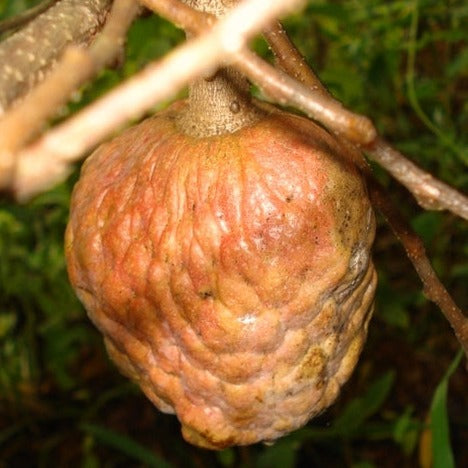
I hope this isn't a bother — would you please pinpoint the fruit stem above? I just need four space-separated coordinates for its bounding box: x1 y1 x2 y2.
177 0 262 137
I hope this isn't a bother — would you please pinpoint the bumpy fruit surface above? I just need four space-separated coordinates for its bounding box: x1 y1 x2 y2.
66 101 377 449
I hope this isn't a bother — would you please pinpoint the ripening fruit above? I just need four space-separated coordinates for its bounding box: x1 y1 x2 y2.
65 100 376 449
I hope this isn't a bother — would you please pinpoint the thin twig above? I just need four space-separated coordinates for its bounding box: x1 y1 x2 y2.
262 21 369 162
368 138 468 220
0 0 59 36
11 0 306 200
263 21 328 95
141 0 213 31
0 0 139 191
368 179 468 358
235 51 376 143
261 16 468 221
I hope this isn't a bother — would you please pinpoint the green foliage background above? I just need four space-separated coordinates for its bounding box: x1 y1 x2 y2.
0 0 467 467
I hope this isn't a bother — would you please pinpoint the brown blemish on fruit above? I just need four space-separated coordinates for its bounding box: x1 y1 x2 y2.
198 289 214 299
297 347 325 381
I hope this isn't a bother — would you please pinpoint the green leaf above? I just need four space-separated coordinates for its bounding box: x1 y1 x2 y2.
411 212 443 245
80 452 100 468
216 448 236 467
80 423 173 468
447 47 468 78
256 438 300 468
429 350 463 468
331 371 396 436
393 407 420 455
352 462 376 468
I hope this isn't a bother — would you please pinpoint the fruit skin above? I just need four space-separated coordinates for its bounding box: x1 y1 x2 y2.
65 100 377 449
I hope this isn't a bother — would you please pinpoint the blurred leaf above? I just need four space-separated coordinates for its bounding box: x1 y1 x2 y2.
411 212 443 245
273 371 397 447
393 407 420 455
81 433 101 468
217 448 236 467
81 423 173 468
419 414 432 468
0 423 23 446
125 15 183 73
429 350 462 468
256 438 300 468
447 47 468 78
0 0 32 18
377 302 411 330
42 324 92 389
331 371 395 436
0 312 16 338
352 462 376 468
81 452 100 468
305 2 350 20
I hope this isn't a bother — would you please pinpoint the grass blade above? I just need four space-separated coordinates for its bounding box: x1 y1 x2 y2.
80 422 173 468
429 349 463 468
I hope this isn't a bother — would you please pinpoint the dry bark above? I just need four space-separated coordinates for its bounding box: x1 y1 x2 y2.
0 0 139 190
0 0 111 114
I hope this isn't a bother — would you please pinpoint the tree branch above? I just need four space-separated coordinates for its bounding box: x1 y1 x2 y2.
235 51 377 143
367 138 468 221
0 0 60 36
10 0 305 200
5 0 468 225
368 179 468 359
262 20 328 95
0 0 139 190
260 17 468 221
261 13 468 359
0 0 112 114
